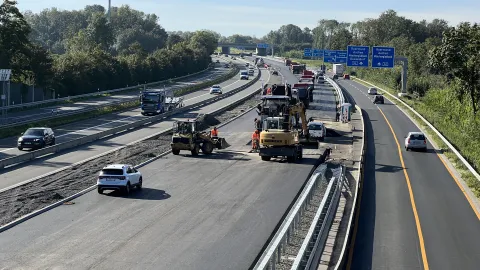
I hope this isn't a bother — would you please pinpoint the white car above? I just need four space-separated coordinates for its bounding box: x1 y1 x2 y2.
367 87 377 95
308 121 327 142
209 85 223 94
97 164 142 195
404 132 427 151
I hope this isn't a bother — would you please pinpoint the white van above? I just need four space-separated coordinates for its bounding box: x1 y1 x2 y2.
248 69 254 75
308 121 326 142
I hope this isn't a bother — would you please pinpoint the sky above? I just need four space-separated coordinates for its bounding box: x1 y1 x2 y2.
17 0 480 37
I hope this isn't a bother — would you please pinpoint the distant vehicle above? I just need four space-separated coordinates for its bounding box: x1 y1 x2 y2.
140 89 183 115
97 164 143 195
271 70 278 75
209 85 223 94
224 63 229 68
307 121 327 142
317 75 325 84
17 127 55 150
240 70 249 80
373 95 384 104
224 54 229 57
245 63 250 67
333 74 338 80
232 57 236 60
343 74 350 80
216 59 220 63
404 132 427 151
367 87 377 95
333 64 344 76
248 69 254 75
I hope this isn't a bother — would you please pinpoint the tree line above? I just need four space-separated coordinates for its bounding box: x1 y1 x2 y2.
0 1 218 99
256 10 480 182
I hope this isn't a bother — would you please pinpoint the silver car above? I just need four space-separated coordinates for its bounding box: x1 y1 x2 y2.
404 132 427 151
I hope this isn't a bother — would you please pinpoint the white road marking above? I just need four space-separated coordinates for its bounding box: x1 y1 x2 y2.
0 62 244 153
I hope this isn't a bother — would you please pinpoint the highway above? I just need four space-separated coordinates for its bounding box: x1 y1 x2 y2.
255 56 337 121
339 79 480 270
0 63 266 191
0 108 324 269
0 60 231 126
0 59 244 160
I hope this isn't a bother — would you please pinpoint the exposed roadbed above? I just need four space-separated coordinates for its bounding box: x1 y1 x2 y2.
0 95 261 226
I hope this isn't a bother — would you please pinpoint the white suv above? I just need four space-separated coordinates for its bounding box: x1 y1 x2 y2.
97 164 143 195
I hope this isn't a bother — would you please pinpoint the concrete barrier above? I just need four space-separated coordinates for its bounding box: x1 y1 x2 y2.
0 69 261 169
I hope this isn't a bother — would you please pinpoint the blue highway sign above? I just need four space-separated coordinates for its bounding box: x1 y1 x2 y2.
313 49 324 57
335 50 347 63
257 43 269 48
304 48 312 57
372 46 395 68
347 46 369 67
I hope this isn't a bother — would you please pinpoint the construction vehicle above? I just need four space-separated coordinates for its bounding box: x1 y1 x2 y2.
170 119 227 156
291 64 306 74
258 102 309 162
285 59 292 66
257 84 294 130
292 83 314 108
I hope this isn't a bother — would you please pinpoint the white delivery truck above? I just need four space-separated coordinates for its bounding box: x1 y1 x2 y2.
332 64 344 76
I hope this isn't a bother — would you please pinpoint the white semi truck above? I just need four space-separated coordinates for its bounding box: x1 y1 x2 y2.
332 64 344 76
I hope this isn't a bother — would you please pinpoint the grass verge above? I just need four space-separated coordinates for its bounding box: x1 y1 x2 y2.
353 77 480 198
0 67 240 140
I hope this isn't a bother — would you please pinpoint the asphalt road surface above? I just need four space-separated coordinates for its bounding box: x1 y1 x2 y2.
0 108 324 269
0 60 231 126
0 59 246 159
0 66 269 191
339 79 480 270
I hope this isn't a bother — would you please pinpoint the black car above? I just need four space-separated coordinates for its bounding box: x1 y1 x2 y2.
373 95 384 104
18 127 55 150
271 70 278 75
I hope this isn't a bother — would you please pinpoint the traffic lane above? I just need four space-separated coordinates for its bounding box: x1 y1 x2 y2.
374 91 480 269
340 82 424 269
2 66 231 124
0 69 246 158
0 69 269 191
0 113 320 270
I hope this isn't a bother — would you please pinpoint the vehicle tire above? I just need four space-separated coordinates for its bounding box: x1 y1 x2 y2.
172 149 180 155
51 138 56 146
137 177 143 189
423 147 428 152
17 147 23 150
201 142 214 155
261 156 271 161
191 144 200 156
124 182 131 195
97 187 103 194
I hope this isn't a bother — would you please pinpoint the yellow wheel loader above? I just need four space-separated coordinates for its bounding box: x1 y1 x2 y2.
170 120 227 156
258 102 309 162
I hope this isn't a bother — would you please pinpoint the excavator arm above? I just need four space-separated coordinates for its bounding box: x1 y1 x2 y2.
287 103 308 136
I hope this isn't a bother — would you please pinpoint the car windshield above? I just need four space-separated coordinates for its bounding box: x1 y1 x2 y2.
100 169 124 175
309 124 323 130
264 118 281 129
142 94 159 103
212 86 220 88
24 129 44 136
409 134 425 140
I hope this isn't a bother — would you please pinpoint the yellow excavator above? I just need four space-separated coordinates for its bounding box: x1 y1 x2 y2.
258 102 309 162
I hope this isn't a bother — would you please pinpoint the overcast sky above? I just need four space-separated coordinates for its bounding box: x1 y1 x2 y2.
17 0 480 37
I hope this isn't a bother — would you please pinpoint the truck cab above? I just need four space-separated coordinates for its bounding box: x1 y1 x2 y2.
140 89 183 115
240 70 249 80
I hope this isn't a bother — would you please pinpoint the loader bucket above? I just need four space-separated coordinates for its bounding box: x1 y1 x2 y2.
215 137 230 149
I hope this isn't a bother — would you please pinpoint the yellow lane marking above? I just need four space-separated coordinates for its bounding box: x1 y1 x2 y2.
377 107 429 270
436 154 480 220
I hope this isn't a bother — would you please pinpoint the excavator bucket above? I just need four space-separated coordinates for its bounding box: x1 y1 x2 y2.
215 137 230 149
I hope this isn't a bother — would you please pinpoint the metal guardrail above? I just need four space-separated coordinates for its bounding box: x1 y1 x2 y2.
1 67 215 111
292 165 345 270
354 77 480 182
0 67 261 169
333 105 365 270
253 150 343 270
0 66 239 128
326 77 345 106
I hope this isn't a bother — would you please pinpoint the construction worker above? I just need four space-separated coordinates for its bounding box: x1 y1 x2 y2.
266 87 272 95
254 118 261 131
252 130 260 151
210 126 218 138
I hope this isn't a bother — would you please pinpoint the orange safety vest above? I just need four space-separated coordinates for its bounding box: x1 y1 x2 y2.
266 88 272 95
211 129 218 136
252 132 259 140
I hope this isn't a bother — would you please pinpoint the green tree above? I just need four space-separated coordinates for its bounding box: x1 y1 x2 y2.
429 22 480 115
189 30 218 55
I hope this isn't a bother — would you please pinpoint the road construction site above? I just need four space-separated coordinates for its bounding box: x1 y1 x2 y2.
0 55 363 270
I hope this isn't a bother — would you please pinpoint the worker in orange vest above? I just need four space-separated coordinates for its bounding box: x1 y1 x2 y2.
252 130 260 151
210 127 218 138
266 87 272 95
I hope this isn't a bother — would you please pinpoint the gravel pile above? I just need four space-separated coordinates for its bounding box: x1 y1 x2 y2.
0 94 261 227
